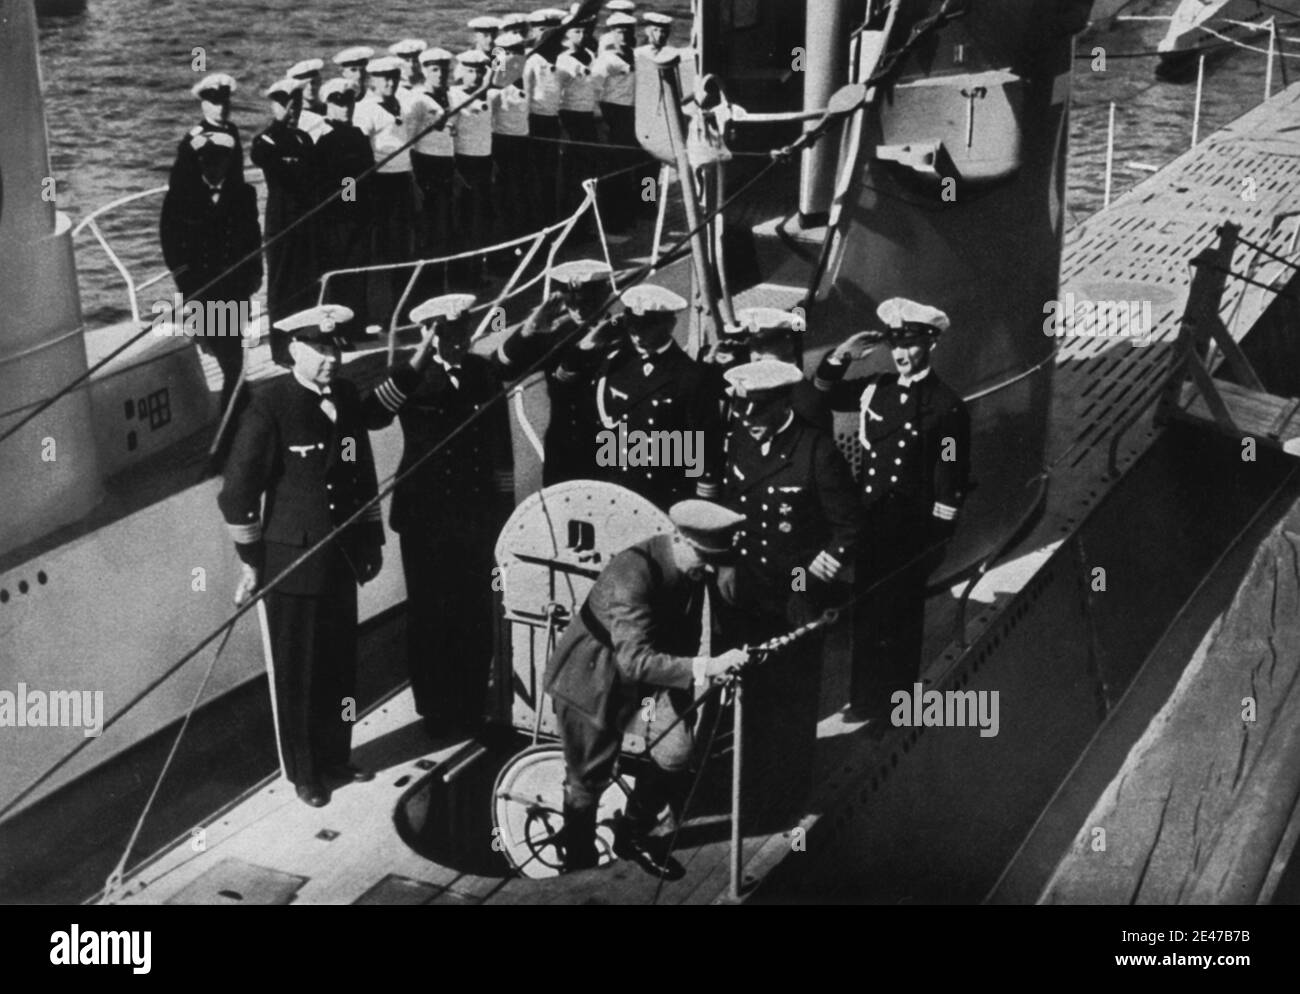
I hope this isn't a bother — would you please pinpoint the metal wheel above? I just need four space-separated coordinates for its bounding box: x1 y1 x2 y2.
491 743 633 879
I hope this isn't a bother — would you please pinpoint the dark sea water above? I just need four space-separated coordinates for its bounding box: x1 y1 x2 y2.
28 0 1288 322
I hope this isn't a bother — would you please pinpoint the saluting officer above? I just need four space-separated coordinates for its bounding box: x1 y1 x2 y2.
160 129 262 422
362 293 521 738
546 499 749 876
813 298 971 723
286 59 328 140
592 12 639 234
171 73 243 186
313 78 376 338
523 8 566 224
253 78 318 364
450 50 495 286
720 359 862 808
490 30 534 243
220 304 400 807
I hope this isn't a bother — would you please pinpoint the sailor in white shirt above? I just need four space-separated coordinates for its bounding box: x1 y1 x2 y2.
389 38 427 90
524 8 566 223
287 58 327 115
352 55 423 323
468 15 503 57
410 48 457 258
637 11 674 59
451 50 495 283
556 13 599 230
490 31 533 241
332 46 375 95
592 12 640 232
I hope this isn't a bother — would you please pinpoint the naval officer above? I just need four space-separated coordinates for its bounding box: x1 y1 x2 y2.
362 293 522 738
546 499 749 876
710 307 830 431
252 78 319 364
171 73 244 186
219 305 396 807
813 298 971 722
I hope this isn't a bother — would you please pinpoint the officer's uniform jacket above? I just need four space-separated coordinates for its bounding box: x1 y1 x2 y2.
363 354 514 536
723 415 862 594
159 174 263 303
218 374 385 595
544 535 715 730
314 120 375 217
814 357 970 522
170 119 245 186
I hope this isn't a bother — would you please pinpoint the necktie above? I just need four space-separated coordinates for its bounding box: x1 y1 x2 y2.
319 386 337 423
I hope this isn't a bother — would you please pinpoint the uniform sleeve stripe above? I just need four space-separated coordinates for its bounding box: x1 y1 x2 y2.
227 521 263 543
812 376 837 392
361 503 384 520
376 380 406 412
553 367 580 384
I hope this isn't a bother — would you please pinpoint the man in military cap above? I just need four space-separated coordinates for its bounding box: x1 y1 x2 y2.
721 359 862 807
468 15 504 58
220 304 414 806
524 9 567 224
638 11 675 58
312 78 376 337
171 73 244 186
160 128 262 423
354 55 428 326
450 50 496 286
388 38 427 90
813 298 971 723
489 31 533 245
253 78 318 365
357 293 521 737
592 12 639 234
546 499 750 876
288 58 327 115
333 46 375 94
409 48 458 264
710 307 829 431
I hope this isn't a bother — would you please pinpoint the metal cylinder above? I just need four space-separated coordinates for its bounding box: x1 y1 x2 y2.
799 0 851 223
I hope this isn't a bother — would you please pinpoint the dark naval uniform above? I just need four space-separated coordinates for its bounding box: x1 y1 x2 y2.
170 119 245 186
559 338 723 508
814 356 971 713
364 350 520 732
313 120 376 336
722 409 863 813
218 373 386 790
251 119 319 359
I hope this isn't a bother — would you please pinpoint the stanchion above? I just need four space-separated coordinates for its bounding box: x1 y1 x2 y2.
729 677 744 901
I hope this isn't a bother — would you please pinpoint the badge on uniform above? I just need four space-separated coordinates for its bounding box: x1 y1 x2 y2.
778 522 793 533
778 503 792 516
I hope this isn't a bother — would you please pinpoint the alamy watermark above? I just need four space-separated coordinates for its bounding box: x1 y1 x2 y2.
890 683 999 737
1043 292 1152 347
151 294 262 348
0 684 103 737
594 425 705 478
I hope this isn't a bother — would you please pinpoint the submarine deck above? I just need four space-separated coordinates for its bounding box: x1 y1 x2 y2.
109 80 1300 906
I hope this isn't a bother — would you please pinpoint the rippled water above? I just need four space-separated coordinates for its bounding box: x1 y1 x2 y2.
29 0 1286 321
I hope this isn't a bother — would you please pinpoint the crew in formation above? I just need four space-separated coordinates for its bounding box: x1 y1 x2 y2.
202 5 973 873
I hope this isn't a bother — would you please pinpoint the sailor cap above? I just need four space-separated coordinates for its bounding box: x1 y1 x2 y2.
191 73 237 100
736 306 803 339
333 46 376 67
606 13 638 27
389 38 428 57
529 9 566 26
621 284 687 316
410 293 478 324
496 31 528 49
605 1 637 11
287 58 325 79
876 296 950 340
500 13 531 30
419 47 455 65
274 304 355 341
551 259 613 286
457 49 492 66
564 5 596 27
642 11 673 25
723 359 804 397
669 500 745 557
188 130 237 152
319 77 358 103
366 55 406 76
263 77 305 100
468 15 504 31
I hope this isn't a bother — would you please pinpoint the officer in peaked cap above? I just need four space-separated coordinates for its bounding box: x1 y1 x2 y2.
711 306 829 430
545 497 750 875
362 293 528 737
312 78 376 337
389 38 428 88
333 46 376 92
219 302 430 806
720 358 862 812
253 78 319 363
287 58 327 115
171 73 244 185
814 297 971 724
